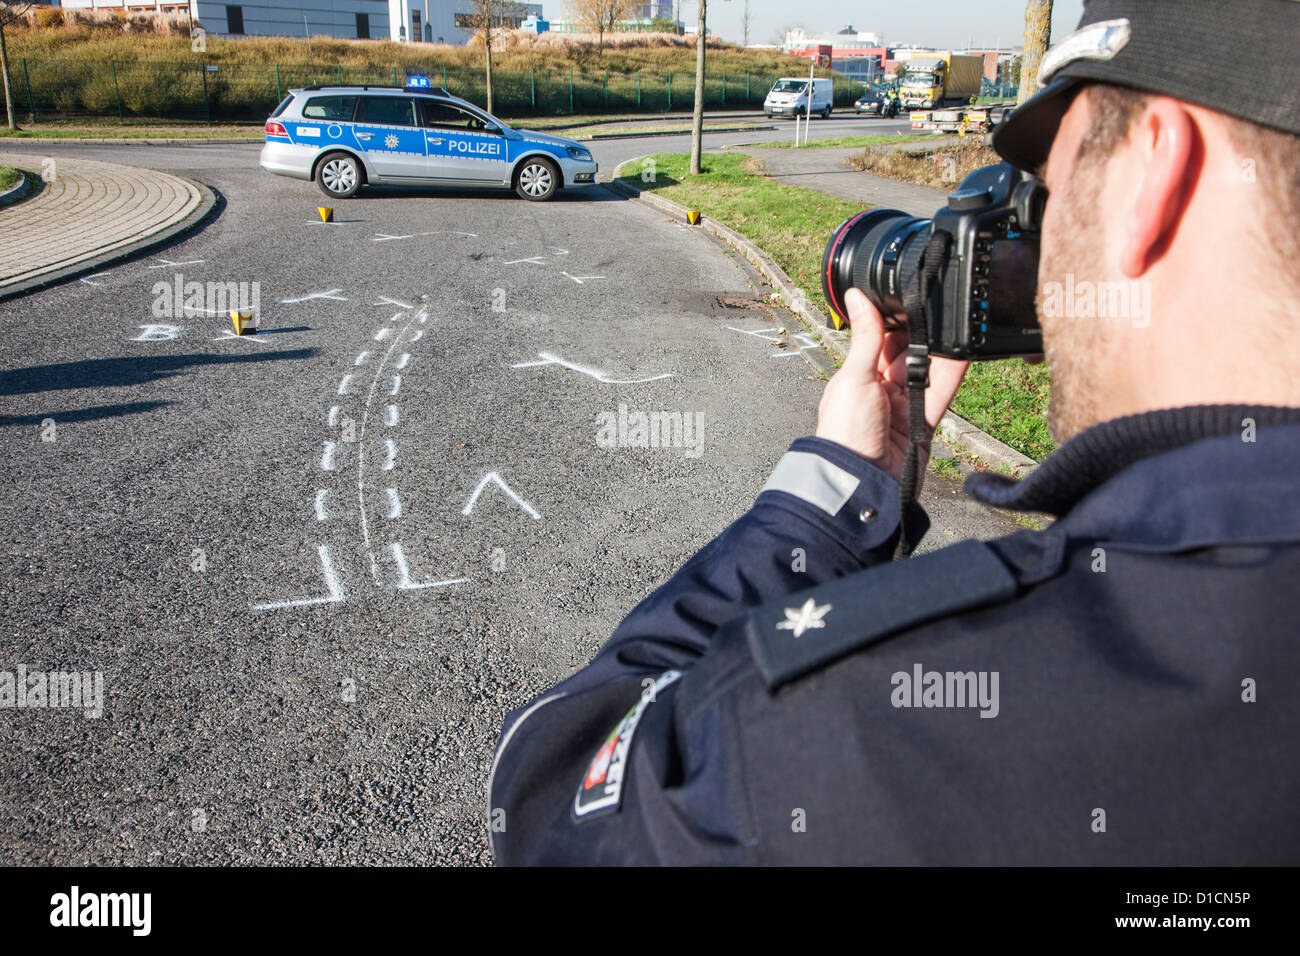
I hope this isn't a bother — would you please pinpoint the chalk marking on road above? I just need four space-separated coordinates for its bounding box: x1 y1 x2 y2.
356 310 422 584
373 233 414 242
388 375 402 395
374 328 394 341
461 472 542 520
281 289 347 304
416 309 428 324
559 272 606 285
384 405 399 426
420 231 478 238
387 311 407 323
504 256 547 266
327 406 340 427
79 273 111 287
725 325 784 343
551 248 569 256
393 353 411 369
511 351 672 385
354 351 371 365
385 487 402 519
321 441 338 471
251 545 345 611
338 374 356 395
768 333 820 358
387 542 468 591
149 258 205 269
405 329 423 343
375 297 413 309
213 329 268 344
314 489 331 522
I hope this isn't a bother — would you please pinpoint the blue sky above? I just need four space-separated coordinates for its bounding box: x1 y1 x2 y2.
681 0 1087 50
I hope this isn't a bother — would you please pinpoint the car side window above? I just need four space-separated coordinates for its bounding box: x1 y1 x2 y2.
301 96 357 121
422 100 493 132
358 96 418 127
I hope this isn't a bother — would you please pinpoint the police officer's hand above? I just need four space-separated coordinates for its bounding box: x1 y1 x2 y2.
815 287 969 484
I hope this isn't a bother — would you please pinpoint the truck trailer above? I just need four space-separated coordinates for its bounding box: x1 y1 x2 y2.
898 53 984 109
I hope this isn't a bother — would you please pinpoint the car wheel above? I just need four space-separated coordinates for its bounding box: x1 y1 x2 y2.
822 106 832 119
316 152 362 199
515 157 559 201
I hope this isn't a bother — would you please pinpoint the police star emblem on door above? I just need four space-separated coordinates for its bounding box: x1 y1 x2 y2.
384 133 399 149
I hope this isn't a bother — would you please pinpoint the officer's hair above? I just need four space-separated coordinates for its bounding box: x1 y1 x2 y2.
1079 83 1300 281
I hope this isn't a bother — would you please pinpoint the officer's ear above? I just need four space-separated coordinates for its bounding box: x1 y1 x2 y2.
1119 97 1198 279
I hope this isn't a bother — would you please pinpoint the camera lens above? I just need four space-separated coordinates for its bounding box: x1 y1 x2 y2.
821 210 931 330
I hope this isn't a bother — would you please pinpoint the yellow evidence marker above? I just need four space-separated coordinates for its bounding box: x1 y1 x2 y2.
230 310 259 336
318 206 334 223
686 210 702 226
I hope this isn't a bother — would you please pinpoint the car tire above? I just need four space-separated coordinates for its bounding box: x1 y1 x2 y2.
822 106 832 119
315 152 362 199
515 157 559 201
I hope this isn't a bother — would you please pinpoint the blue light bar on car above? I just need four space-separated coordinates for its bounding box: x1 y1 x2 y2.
405 75 432 90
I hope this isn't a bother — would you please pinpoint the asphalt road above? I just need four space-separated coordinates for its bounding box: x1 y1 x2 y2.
0 116 1023 864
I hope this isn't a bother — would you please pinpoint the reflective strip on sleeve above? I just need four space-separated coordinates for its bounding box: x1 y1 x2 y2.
760 450 860 517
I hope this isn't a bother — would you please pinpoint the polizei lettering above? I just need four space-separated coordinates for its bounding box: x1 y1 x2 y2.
450 139 501 156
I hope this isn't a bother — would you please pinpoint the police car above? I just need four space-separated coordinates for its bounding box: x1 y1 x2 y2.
259 77 599 202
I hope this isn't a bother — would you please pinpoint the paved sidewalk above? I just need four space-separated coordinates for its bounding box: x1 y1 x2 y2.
729 144 951 217
0 152 210 297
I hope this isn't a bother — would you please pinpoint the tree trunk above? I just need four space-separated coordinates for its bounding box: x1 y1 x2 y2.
485 27 494 114
1017 0 1052 106
689 0 706 175
0 23 16 133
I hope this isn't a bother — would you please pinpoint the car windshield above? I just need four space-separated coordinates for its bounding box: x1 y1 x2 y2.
772 80 807 94
902 73 938 88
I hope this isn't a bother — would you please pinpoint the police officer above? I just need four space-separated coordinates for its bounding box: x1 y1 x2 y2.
489 0 1300 864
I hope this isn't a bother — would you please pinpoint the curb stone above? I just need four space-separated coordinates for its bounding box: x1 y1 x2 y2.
609 155 1039 479
0 170 35 207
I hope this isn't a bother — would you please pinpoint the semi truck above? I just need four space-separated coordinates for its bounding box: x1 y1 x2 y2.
898 53 984 109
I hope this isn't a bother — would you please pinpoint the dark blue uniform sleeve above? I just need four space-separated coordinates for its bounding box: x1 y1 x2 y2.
488 436 912 863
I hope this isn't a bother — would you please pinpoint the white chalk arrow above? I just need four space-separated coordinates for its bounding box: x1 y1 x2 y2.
461 472 542 520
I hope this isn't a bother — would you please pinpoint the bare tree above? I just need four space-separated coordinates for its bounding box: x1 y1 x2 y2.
770 21 803 49
742 0 750 47
1017 0 1052 105
0 3 33 132
688 0 729 175
462 0 525 115
567 0 637 53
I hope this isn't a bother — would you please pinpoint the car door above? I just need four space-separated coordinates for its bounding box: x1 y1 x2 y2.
420 100 510 185
352 95 428 182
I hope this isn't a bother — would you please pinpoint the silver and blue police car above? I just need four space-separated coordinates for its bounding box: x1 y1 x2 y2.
259 76 599 202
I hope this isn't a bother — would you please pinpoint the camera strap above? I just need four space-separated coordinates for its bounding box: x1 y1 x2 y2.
895 230 953 559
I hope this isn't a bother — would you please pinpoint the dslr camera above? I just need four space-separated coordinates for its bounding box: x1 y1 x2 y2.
821 163 1048 360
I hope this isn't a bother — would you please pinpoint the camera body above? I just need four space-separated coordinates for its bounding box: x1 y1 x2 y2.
821 163 1048 360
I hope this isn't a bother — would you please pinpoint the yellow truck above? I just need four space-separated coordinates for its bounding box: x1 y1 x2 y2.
898 53 984 109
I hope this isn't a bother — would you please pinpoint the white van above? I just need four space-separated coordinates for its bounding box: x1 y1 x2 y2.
764 77 833 119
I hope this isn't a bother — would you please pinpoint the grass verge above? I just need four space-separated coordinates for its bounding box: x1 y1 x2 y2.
848 140 1001 187
0 167 20 190
617 151 862 318
620 150 1055 461
0 124 261 139
755 133 936 150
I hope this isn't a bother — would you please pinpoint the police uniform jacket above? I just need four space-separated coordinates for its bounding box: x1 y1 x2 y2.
489 405 1300 864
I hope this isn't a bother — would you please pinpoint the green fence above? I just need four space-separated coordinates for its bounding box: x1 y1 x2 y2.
9 58 860 122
